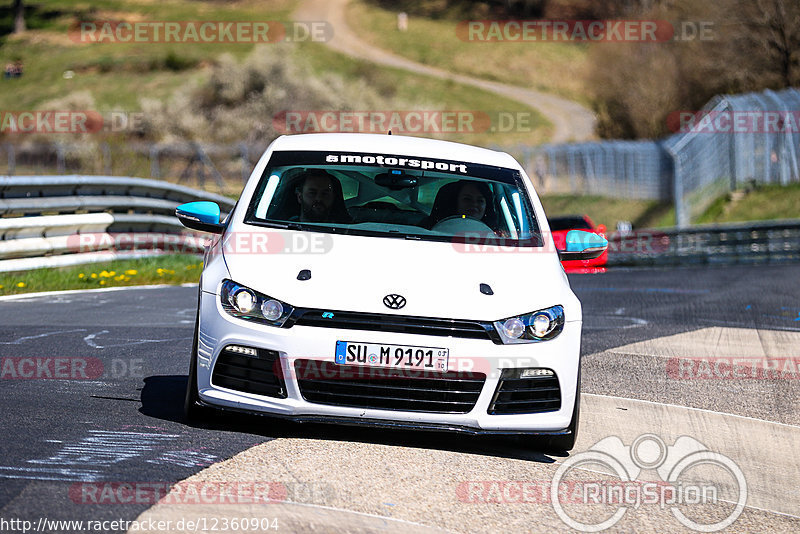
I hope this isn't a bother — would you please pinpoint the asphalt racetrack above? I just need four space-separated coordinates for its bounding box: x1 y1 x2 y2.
1 264 799 533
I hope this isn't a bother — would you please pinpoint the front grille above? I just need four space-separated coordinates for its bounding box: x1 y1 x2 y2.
289 310 497 341
489 372 561 415
294 360 485 413
212 346 286 398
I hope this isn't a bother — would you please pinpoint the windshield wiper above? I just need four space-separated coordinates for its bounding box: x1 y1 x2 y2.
248 221 307 231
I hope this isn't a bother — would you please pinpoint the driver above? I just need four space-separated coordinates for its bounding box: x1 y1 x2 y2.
294 169 352 223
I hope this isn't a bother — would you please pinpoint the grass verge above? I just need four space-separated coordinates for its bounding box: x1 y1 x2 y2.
0 254 202 296
299 41 552 146
542 181 800 230
540 195 674 230
347 0 591 104
1 0 552 147
695 182 800 224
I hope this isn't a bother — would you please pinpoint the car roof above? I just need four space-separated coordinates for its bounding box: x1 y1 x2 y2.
269 133 520 169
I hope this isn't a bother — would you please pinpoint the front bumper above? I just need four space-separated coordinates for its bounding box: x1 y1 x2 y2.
196 290 582 433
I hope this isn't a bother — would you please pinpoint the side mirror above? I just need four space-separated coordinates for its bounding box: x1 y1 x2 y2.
596 224 607 235
557 230 608 260
176 201 225 234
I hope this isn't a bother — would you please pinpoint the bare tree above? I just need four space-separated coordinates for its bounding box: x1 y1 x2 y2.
13 0 26 33
743 0 800 86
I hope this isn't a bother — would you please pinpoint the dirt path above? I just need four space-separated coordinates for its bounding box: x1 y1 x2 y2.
293 0 596 143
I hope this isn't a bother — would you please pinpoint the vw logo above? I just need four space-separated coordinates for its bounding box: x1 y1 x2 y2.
383 294 406 309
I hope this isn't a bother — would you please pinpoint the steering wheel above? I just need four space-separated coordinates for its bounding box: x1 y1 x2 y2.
431 215 495 234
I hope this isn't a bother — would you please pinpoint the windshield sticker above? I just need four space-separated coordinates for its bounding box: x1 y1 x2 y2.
325 153 468 173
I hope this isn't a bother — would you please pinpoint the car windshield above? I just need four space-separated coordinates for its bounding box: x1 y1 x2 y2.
245 150 542 246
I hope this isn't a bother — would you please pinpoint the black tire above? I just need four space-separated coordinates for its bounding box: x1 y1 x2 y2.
184 308 214 421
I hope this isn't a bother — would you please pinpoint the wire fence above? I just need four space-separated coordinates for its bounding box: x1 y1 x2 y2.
507 140 673 200
518 87 800 227
665 88 800 226
1 88 799 226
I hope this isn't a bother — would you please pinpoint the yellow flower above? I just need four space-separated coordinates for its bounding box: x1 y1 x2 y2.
99 280 106 285
99 270 116 278
90 273 97 279
0 285 4 290
16 282 26 288
78 273 85 279
114 275 124 281
125 269 137 275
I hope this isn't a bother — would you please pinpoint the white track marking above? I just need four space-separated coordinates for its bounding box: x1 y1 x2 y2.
0 328 86 345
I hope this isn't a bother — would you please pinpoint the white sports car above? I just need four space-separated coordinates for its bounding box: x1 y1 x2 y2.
176 133 606 451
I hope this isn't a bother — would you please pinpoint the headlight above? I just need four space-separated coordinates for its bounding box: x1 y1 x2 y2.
220 279 293 327
493 305 564 344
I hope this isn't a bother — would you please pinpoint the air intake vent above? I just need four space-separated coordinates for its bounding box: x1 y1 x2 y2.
489 370 561 415
212 346 286 398
294 360 485 413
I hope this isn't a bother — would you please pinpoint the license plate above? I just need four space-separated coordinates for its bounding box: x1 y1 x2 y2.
335 341 449 372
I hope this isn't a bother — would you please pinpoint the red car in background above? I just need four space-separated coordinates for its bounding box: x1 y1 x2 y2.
548 215 608 273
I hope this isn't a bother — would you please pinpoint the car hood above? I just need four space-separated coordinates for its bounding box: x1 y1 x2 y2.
222 228 579 322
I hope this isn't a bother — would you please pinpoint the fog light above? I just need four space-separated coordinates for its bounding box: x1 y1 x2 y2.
502 318 525 339
232 289 256 314
261 299 284 321
521 368 554 378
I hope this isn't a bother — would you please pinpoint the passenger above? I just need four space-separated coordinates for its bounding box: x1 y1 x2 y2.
427 179 497 229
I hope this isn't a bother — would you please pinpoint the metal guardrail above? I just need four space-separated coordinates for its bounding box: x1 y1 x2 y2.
0 175 234 272
607 219 800 266
0 175 235 207
1 175 797 272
